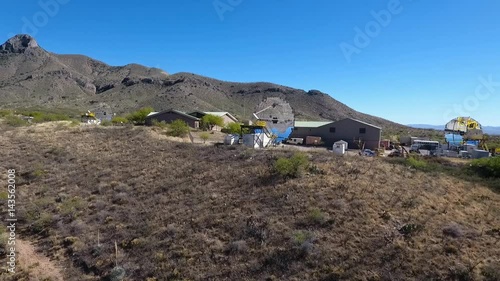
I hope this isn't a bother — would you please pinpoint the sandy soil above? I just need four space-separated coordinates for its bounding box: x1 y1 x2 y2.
16 239 64 281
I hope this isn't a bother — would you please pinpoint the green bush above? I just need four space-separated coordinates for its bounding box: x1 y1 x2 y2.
4 115 29 127
151 119 168 129
101 120 112 126
274 152 309 178
223 122 241 134
292 231 314 246
201 114 224 130
111 116 129 125
18 111 71 123
0 109 13 117
308 208 326 224
406 156 428 170
469 157 500 178
168 119 190 137
200 132 210 143
126 107 154 125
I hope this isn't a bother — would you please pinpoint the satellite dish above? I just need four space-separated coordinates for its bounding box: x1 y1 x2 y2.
445 117 483 140
253 97 295 142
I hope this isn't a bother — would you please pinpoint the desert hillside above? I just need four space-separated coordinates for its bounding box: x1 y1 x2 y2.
0 34 408 131
0 121 499 280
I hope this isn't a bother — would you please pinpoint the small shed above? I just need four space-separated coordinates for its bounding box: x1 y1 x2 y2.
333 140 348 155
224 134 240 145
243 133 271 149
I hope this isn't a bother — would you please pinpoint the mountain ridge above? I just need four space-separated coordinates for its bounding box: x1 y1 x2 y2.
0 34 407 130
408 124 500 135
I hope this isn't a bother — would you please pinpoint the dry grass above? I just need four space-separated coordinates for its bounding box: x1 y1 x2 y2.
0 122 499 280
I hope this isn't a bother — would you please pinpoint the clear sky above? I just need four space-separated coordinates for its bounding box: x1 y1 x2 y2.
1 0 499 126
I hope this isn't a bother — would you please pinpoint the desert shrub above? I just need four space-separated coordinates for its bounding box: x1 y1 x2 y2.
168 120 190 137
274 152 309 178
0 191 8 200
31 212 53 234
101 120 112 126
308 208 326 224
200 132 210 143
442 224 464 238
151 119 168 129
222 122 241 134
308 164 325 175
398 223 423 237
406 156 428 170
448 264 474 281
482 262 500 281
468 156 500 178
201 114 224 130
126 107 154 124
69 119 81 127
18 111 71 123
226 240 248 254
0 109 13 117
108 266 126 281
292 231 315 246
4 115 29 127
111 116 129 125
60 196 85 217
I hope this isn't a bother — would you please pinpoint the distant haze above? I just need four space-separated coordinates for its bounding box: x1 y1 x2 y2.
408 124 500 135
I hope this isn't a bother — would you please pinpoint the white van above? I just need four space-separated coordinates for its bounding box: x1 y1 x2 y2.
286 138 304 145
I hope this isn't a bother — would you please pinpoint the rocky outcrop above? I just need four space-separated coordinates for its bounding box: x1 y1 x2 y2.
0 34 39 54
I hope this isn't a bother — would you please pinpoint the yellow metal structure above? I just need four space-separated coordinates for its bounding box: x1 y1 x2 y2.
81 110 99 124
254 120 267 127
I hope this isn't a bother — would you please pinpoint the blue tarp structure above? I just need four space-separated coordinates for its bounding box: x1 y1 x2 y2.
270 127 293 144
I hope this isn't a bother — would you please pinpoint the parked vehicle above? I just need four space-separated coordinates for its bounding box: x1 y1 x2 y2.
286 138 304 145
305 136 322 145
361 149 375 156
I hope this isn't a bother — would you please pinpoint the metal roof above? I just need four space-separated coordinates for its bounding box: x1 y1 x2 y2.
203 112 229 116
146 110 200 120
337 118 382 130
294 121 333 128
190 111 238 122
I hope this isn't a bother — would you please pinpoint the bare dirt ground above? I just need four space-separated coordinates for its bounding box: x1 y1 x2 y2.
15 239 64 281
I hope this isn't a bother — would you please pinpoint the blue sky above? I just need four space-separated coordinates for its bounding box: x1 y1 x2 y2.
1 0 499 126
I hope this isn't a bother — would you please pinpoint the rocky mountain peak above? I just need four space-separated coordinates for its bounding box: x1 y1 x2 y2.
0 34 39 54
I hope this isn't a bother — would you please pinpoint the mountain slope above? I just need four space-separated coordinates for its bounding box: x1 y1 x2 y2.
0 34 405 129
409 124 500 136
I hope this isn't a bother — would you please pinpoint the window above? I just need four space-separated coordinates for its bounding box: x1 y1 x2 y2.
329 127 336 133
359 128 366 134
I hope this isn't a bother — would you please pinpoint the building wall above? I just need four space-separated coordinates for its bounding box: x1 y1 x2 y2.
94 110 112 121
145 112 199 128
188 113 236 131
212 115 237 131
290 119 381 150
221 115 236 124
